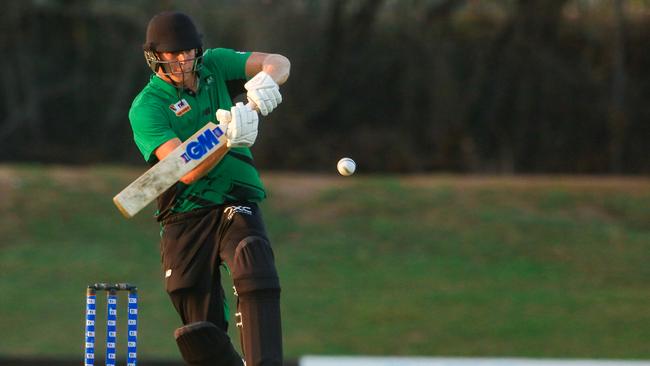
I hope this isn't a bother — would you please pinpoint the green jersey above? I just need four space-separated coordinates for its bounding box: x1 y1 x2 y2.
129 48 265 220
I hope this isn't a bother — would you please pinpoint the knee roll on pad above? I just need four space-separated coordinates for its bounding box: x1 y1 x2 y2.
232 236 280 294
174 321 243 366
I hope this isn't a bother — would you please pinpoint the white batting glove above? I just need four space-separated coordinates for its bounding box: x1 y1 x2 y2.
215 102 259 148
244 71 282 116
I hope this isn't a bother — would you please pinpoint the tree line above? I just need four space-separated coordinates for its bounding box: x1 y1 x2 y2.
1 0 648 173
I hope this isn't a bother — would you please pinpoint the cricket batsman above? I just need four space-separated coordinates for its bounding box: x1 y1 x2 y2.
128 11 289 366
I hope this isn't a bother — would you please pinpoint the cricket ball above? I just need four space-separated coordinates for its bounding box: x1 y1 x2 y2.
337 157 356 176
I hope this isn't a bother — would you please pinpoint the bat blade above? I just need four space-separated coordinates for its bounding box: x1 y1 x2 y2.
113 122 227 218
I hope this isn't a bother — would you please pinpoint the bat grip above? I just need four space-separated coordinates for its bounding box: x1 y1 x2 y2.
216 101 258 124
244 101 257 112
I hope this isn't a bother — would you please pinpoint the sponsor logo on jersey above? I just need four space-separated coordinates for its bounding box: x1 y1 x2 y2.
180 127 225 163
169 98 191 117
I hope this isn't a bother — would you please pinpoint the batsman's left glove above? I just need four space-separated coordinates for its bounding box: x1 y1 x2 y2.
244 71 282 116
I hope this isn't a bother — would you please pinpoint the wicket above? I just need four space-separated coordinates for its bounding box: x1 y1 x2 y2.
84 283 138 366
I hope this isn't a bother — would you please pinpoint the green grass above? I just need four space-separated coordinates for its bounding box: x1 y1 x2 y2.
0 165 649 360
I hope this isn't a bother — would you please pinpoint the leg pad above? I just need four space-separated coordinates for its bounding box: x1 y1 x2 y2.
175 321 243 366
232 236 280 294
238 290 283 366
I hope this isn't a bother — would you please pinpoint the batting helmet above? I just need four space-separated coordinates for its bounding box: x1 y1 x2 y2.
143 11 203 73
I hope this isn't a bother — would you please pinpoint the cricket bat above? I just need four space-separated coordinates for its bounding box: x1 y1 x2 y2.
113 102 255 218
113 122 228 218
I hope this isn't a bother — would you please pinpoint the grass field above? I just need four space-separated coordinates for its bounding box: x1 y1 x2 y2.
0 164 649 361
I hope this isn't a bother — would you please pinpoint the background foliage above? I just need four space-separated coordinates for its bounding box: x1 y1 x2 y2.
2 0 649 173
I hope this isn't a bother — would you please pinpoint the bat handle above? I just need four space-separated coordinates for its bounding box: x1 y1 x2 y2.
216 101 258 124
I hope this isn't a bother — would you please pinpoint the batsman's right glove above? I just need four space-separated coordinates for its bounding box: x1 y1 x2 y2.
215 102 259 148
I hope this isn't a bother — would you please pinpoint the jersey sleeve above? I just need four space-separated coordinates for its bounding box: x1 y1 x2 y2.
129 100 177 163
202 48 251 81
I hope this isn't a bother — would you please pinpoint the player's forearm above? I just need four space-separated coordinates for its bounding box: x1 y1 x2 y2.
247 52 290 85
262 54 290 85
179 145 227 184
